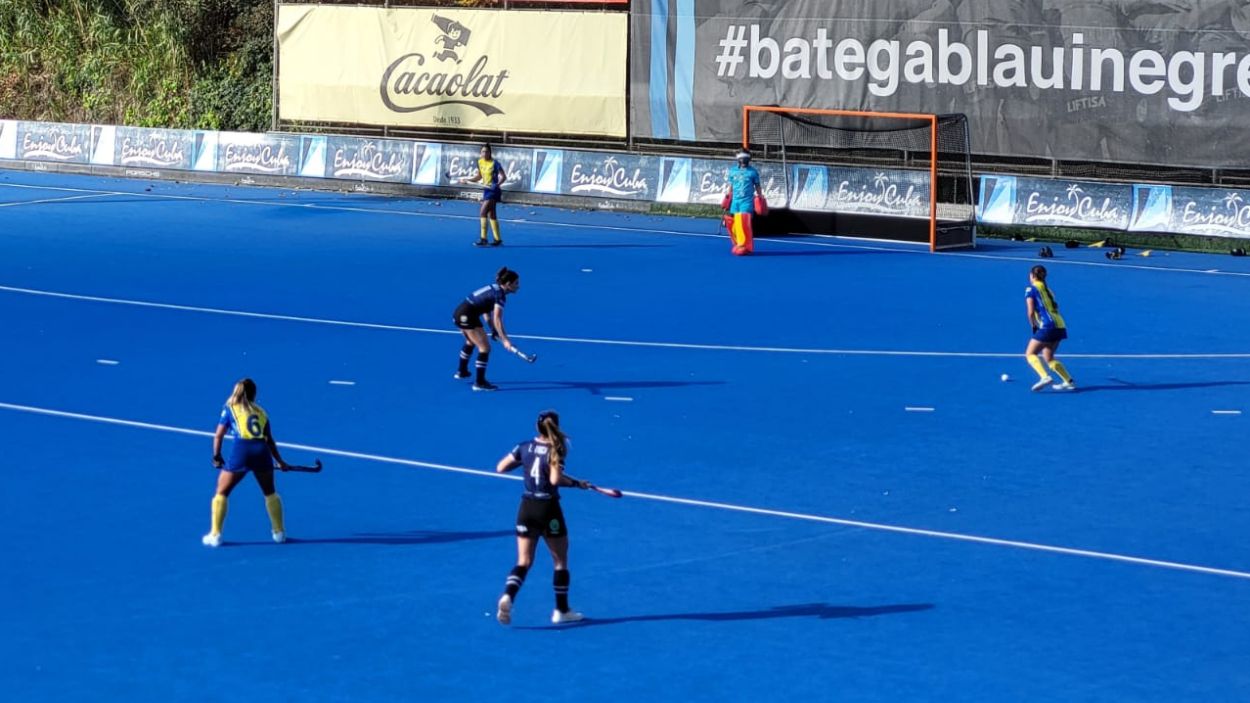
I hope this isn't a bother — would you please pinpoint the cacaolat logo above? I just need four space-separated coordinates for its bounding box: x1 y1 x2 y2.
380 14 507 117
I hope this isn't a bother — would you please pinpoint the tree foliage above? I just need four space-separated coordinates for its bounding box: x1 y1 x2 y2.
0 0 273 130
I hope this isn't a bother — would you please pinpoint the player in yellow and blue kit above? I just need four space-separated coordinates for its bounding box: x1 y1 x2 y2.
1024 265 1076 392
454 144 507 247
203 378 290 547
725 150 763 256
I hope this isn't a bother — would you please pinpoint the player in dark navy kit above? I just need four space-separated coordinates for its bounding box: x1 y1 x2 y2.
494 410 588 625
453 267 520 391
203 378 289 547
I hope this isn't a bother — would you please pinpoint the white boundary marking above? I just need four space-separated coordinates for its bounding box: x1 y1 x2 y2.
0 400 1246 581
904 406 935 412
604 396 634 402
3 283 1249 360
3 180 1250 278
95 359 120 366
328 380 356 386
0 193 119 208
1211 410 1242 415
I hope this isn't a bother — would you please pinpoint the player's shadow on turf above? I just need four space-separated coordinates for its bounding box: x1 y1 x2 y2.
226 529 513 547
519 602 934 629
1079 379 1250 392
499 380 724 394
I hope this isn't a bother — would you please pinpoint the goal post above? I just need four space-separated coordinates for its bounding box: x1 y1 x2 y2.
742 106 976 252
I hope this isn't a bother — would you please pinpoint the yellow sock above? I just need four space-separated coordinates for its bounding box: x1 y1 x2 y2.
479 218 488 241
1048 360 1073 383
1026 354 1049 380
489 218 501 242
210 494 228 535
265 493 285 534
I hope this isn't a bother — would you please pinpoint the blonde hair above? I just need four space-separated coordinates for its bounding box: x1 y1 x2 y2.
226 378 257 412
537 411 567 473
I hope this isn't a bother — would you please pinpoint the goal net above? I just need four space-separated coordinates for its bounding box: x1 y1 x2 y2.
743 107 976 251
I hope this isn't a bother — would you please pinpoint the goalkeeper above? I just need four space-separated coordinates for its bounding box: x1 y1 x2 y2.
723 150 764 256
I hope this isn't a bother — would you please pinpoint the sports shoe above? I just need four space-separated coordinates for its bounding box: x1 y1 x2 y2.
490 239 503 247
474 239 489 247
272 531 287 544
472 381 499 392
453 370 471 380
496 595 513 625
201 532 222 548
1052 381 1077 391
551 609 585 624
1031 376 1054 392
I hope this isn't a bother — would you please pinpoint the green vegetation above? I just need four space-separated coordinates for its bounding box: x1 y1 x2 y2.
0 0 273 130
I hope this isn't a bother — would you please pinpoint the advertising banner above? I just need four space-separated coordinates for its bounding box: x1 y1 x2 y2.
0 120 16 159
13 121 95 164
1130 184 1250 238
277 4 627 137
439 144 534 191
215 132 302 176
324 136 415 182
109 127 198 170
979 175 1131 229
631 0 1250 168
657 156 787 208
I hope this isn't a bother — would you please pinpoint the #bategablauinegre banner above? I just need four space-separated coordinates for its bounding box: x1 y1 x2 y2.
278 4 627 137
632 0 1250 168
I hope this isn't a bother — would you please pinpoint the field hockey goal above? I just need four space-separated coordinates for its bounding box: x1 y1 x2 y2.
743 106 976 251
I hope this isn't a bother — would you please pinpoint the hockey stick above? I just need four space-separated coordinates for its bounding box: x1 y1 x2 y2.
585 482 622 498
283 460 323 473
509 346 537 363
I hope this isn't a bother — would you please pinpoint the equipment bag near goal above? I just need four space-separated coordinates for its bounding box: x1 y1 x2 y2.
743 107 976 251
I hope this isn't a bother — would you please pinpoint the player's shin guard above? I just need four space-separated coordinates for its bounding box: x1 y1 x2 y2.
554 569 571 612
489 217 502 242
730 213 754 255
475 351 491 384
210 494 228 535
458 343 474 375
1026 354 1049 379
1048 360 1073 383
504 565 529 598
264 493 285 534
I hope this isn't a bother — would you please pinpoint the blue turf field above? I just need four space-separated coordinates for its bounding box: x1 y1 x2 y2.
2 169 1249 701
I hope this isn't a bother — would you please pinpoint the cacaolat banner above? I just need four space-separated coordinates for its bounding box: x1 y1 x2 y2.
277 4 627 137
633 0 1250 168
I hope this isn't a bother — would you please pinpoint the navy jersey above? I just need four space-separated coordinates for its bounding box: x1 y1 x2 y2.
510 440 562 500
463 283 507 318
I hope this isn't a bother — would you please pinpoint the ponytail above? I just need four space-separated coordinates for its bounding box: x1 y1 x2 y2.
496 267 519 286
537 411 567 473
226 378 257 412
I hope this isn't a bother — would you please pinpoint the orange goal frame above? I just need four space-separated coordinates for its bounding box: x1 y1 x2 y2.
742 106 959 253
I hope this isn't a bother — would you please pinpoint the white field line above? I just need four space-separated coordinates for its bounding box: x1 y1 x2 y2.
1 400 1248 582
2 284 1249 360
